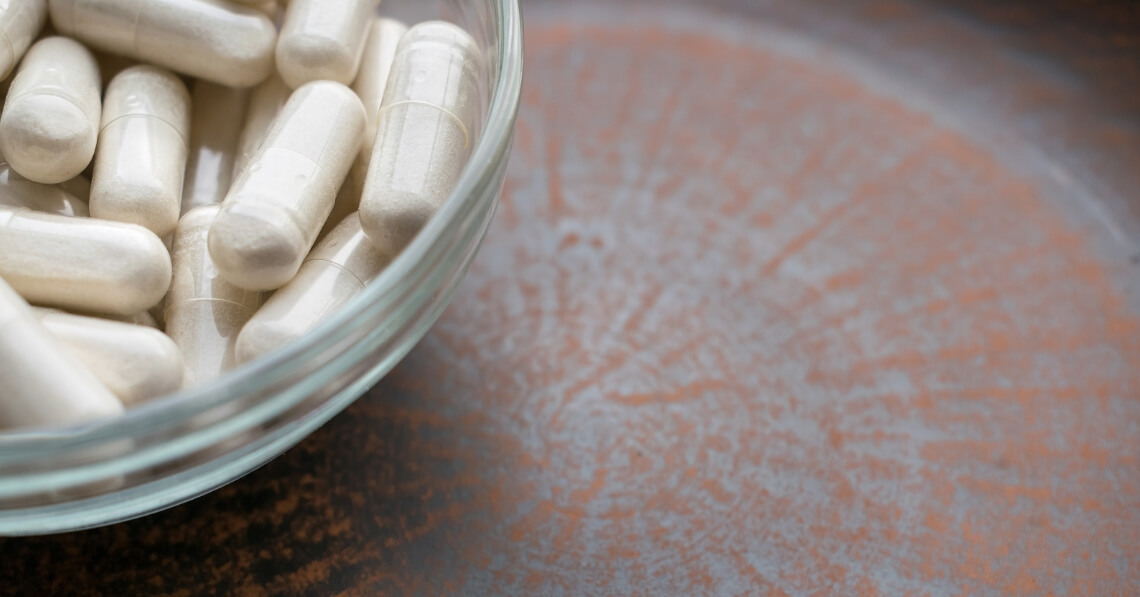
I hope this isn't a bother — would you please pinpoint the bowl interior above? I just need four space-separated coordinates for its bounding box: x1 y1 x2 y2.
0 0 523 534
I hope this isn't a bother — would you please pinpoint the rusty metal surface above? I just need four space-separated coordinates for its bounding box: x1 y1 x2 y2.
3 0 1140 594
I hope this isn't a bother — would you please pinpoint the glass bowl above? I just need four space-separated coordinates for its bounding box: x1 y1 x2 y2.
0 0 523 536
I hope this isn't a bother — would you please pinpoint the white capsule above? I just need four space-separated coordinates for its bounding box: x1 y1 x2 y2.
0 37 101 185
238 212 388 362
323 17 407 238
356 18 409 148
0 277 123 431
360 22 483 259
233 73 291 181
181 80 250 216
0 0 46 80
168 206 264 384
209 81 365 291
31 308 184 407
276 0 379 88
0 207 172 315
90 66 191 238
49 0 277 88
0 159 88 216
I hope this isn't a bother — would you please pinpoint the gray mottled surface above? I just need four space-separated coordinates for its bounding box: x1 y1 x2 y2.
1 0 1139 594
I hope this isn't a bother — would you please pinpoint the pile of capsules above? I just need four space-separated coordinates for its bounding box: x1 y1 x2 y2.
0 0 483 431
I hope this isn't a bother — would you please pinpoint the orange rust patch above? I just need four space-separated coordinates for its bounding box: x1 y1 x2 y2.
426 12 1140 595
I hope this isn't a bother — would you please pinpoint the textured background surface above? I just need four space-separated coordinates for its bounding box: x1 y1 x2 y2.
3 0 1140 595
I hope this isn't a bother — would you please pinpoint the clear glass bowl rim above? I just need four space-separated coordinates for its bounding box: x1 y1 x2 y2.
0 0 524 453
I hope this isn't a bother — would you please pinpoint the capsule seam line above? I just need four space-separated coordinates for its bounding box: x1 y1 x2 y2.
164 297 256 322
299 258 368 288
7 88 101 123
375 100 470 149
99 114 190 148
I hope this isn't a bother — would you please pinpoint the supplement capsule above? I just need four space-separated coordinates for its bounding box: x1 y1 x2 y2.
0 37 101 184
91 66 191 238
32 308 185 407
0 207 172 315
356 19 409 150
238 213 389 362
181 81 250 215
0 0 46 80
0 276 123 431
323 17 407 237
233 73 291 180
360 22 483 259
49 0 277 88
168 206 264 383
0 159 89 216
209 81 366 291
276 0 379 88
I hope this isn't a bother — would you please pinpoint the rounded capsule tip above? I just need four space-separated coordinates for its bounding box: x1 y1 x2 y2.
208 201 310 291
114 227 174 315
359 190 440 260
0 96 97 184
236 317 297 364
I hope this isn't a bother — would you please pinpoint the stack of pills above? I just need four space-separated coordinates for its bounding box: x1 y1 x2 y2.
0 0 484 431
